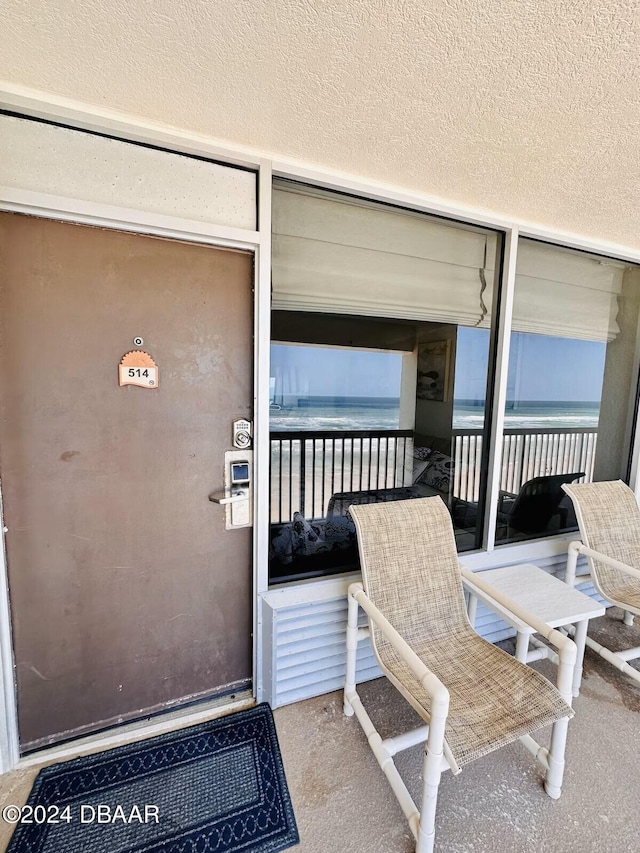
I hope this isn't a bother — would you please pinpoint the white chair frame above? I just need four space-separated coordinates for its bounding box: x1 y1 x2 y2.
566 540 640 684
344 567 576 853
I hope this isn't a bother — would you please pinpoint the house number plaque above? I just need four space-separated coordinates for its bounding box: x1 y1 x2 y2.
119 351 159 388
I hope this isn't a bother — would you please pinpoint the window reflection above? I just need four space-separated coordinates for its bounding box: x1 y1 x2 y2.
495 239 638 544
269 180 501 583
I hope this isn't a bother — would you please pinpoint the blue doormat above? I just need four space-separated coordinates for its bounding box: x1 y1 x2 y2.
7 703 299 853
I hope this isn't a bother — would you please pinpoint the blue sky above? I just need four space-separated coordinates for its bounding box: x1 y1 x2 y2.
270 344 403 398
271 330 607 403
455 328 607 403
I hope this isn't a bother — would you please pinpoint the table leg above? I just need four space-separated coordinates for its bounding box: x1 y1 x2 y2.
572 619 588 697
515 630 529 663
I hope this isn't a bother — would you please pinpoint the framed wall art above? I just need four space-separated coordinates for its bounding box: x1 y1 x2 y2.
416 340 451 402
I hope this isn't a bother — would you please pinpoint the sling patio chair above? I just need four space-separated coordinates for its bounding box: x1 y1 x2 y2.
563 479 640 685
343 496 576 853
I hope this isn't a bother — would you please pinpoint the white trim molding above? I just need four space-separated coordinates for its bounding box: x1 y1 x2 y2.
253 160 273 704
0 82 264 172
483 229 518 550
0 488 20 772
0 186 260 251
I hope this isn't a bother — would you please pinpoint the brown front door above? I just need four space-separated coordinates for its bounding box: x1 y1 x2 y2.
0 213 254 750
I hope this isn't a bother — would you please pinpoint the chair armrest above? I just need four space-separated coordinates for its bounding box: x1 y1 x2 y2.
348 583 450 711
460 568 577 667
569 541 640 583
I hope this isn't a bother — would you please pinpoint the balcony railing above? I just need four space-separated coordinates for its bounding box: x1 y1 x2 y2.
270 430 413 523
453 427 598 502
270 426 598 524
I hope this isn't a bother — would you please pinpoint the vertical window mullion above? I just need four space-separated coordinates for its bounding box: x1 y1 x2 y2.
482 228 519 552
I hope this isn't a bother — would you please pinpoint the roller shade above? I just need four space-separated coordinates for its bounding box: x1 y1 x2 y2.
272 186 623 342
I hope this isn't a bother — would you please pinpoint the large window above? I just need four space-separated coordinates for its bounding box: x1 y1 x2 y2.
269 181 502 582
493 239 639 544
268 184 640 584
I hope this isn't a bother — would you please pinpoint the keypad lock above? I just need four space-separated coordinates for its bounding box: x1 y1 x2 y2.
209 450 253 529
233 419 252 449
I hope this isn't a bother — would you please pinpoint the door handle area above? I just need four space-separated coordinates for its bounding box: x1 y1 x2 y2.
209 490 247 505
211 449 253 529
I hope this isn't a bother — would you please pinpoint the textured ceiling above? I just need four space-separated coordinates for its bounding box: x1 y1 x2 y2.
1 0 640 247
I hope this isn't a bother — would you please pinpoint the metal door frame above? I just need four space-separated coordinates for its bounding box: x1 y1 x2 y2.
0 115 271 772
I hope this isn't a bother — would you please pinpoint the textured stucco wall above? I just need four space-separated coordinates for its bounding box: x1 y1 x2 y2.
1 0 639 247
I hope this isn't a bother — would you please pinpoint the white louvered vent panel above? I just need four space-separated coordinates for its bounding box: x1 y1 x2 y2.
272 597 382 708
264 548 608 708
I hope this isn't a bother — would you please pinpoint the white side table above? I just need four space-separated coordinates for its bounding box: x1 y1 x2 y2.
464 563 605 697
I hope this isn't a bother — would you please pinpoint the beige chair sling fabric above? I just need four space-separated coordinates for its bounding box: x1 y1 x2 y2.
350 496 572 768
563 480 640 611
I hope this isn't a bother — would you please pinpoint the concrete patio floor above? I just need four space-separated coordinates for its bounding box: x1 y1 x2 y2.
0 610 638 852
274 612 640 853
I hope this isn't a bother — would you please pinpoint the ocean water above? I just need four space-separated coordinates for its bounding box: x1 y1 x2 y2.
456 401 600 430
269 396 600 431
269 397 401 431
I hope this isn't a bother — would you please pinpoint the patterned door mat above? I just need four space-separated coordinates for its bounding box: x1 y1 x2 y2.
7 703 299 853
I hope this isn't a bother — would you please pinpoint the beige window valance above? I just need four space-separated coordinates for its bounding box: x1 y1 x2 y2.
272 186 623 342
